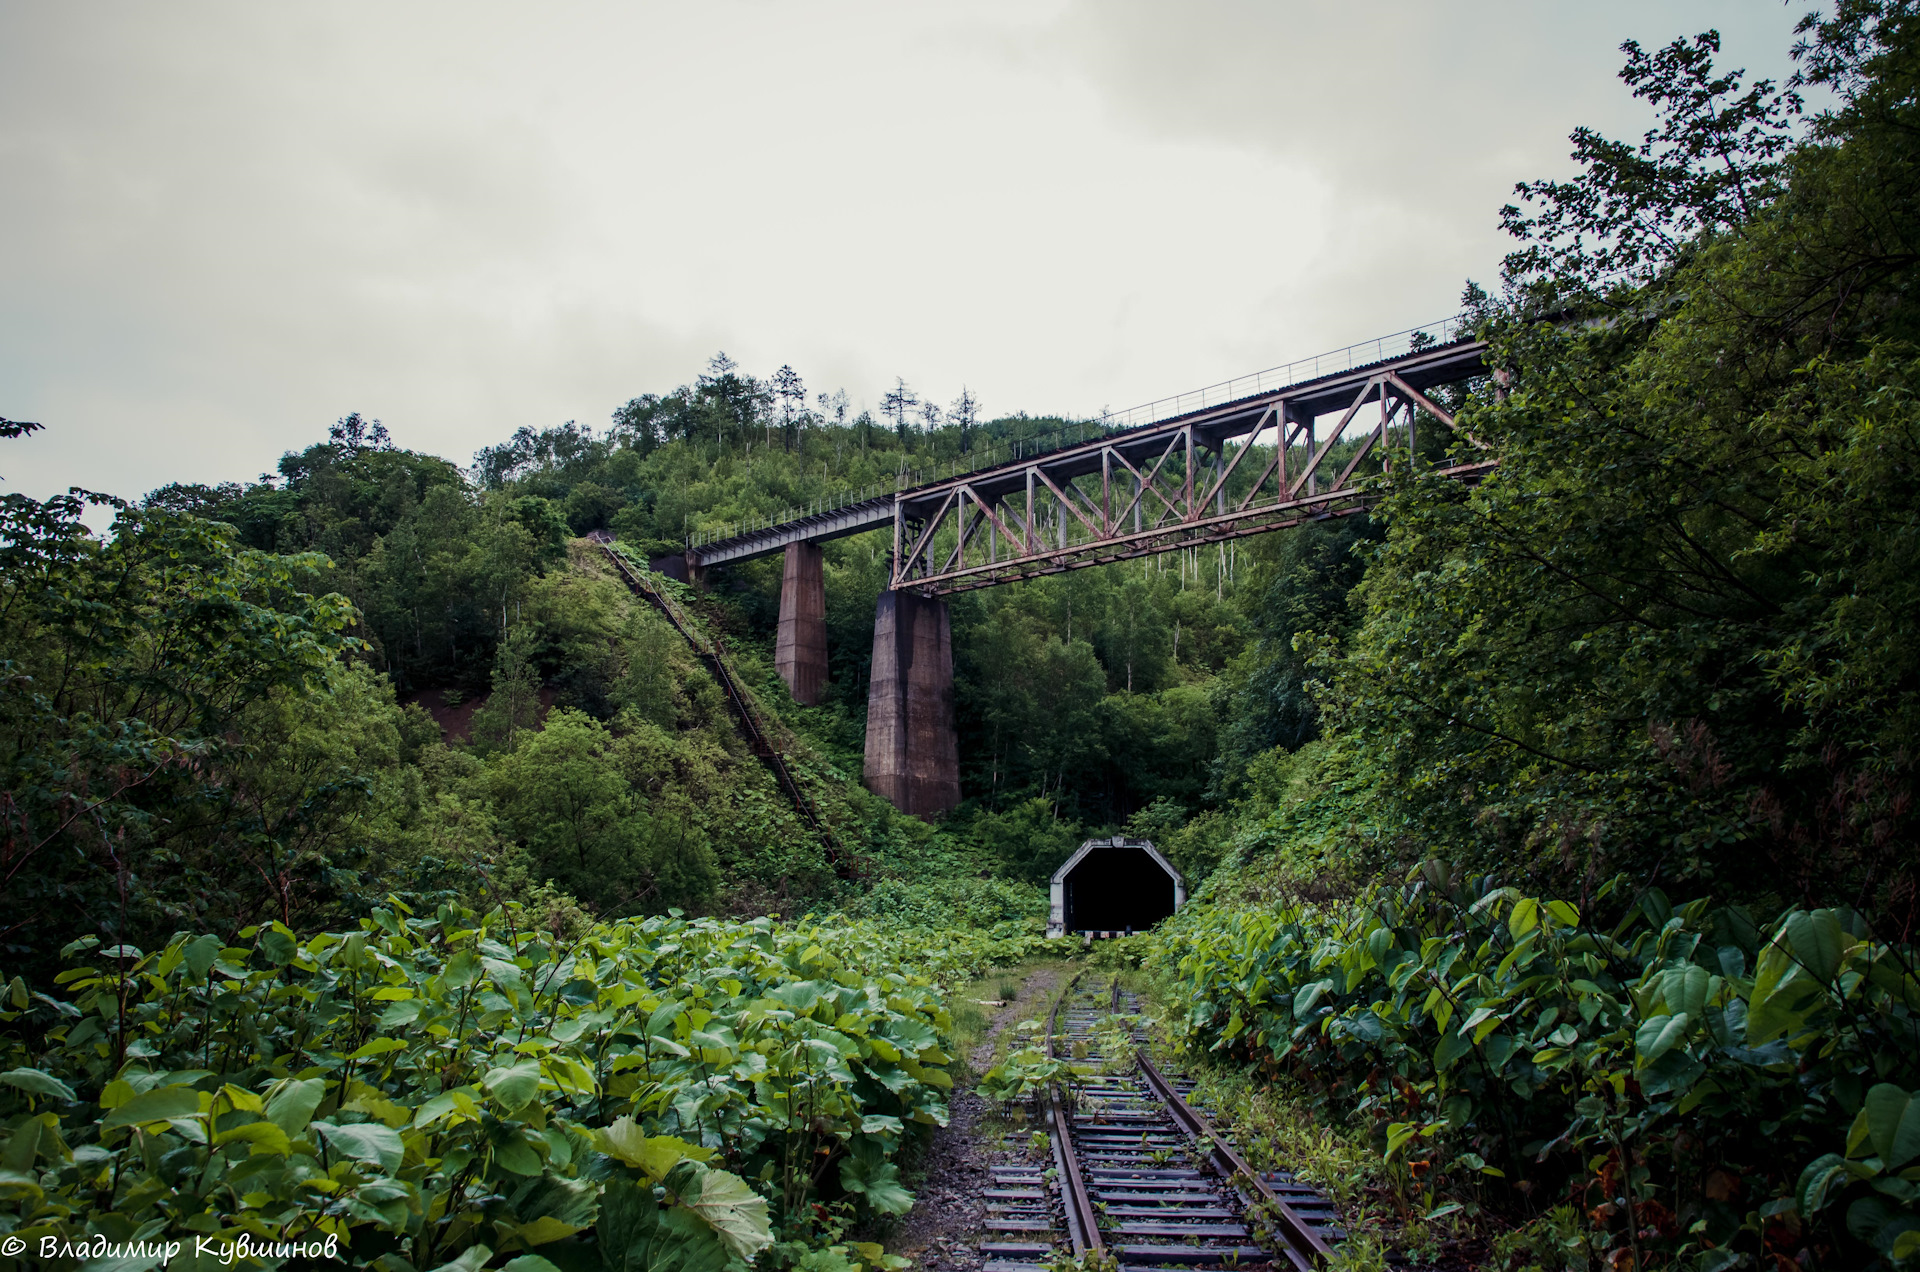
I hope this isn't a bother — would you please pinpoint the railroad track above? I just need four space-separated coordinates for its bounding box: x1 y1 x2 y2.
978 975 1342 1272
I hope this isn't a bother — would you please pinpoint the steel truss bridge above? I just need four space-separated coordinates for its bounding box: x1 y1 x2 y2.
684 320 1492 593
675 317 1494 816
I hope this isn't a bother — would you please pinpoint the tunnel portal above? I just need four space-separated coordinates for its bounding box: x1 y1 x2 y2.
1047 836 1186 937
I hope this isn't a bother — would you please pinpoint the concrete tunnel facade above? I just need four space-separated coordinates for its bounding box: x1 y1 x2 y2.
1046 836 1187 938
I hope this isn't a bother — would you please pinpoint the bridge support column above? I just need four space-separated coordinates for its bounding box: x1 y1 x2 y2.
775 541 828 706
862 589 960 816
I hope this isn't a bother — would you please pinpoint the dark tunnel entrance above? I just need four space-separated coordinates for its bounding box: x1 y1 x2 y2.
1048 837 1186 936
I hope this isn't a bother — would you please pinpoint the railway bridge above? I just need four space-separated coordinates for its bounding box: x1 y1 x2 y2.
676 318 1492 815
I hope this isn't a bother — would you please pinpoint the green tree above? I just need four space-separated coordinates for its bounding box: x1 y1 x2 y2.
1309 8 1920 921
0 487 356 966
486 710 716 913
469 628 543 753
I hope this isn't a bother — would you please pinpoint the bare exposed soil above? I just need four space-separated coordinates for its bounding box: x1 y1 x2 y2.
889 965 1064 1271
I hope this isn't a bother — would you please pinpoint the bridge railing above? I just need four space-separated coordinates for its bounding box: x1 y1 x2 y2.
1094 314 1472 430
686 314 1472 552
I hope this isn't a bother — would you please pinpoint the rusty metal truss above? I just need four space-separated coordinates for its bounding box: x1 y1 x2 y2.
889 339 1492 594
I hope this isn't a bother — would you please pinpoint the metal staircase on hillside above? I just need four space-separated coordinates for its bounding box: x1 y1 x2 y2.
599 545 847 877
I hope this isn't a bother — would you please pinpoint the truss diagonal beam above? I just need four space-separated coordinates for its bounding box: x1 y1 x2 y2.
1108 434 1184 529
1199 406 1273 510
1286 377 1378 497
899 488 955 578
1034 467 1104 540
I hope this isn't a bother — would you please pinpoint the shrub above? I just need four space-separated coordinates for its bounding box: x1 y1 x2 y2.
1153 862 1920 1269
0 904 1034 1270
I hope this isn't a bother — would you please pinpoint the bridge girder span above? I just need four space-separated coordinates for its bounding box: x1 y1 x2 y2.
889 360 1488 595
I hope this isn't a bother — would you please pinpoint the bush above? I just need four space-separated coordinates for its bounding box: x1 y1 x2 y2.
0 904 1035 1270
1153 862 1920 1270
834 877 1046 930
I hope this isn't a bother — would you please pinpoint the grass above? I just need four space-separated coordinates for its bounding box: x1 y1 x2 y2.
941 957 1077 1075
947 998 990 1063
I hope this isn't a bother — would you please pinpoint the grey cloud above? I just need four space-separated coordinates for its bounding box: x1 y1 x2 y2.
0 1 1817 507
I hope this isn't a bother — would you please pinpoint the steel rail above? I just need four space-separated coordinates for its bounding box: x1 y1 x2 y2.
1044 971 1103 1258
980 973 1344 1271
1135 1053 1330 1271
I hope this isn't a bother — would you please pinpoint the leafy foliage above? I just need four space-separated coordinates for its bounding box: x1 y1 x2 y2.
0 491 359 967
0 904 1038 1269
1155 865 1920 1269
1244 2 1920 929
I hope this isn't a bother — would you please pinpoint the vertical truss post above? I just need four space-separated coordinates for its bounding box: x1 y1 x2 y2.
1306 413 1317 496
1380 382 1392 473
892 499 903 579
1184 427 1195 521
1277 401 1292 495
1025 469 1036 554
1101 448 1111 534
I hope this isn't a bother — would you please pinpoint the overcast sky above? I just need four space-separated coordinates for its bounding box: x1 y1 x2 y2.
1 1 1810 503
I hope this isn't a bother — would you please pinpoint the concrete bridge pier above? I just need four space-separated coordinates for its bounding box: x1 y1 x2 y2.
863 589 961 815
775 541 828 705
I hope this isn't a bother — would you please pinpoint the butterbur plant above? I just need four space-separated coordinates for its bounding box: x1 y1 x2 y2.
0 903 1002 1270
1154 861 1920 1269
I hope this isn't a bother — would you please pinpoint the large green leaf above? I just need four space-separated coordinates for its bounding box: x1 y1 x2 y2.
313 1120 404 1172
1291 979 1333 1020
768 980 823 1013
1660 964 1713 1018
1635 1012 1690 1066
1864 1084 1920 1169
490 1123 547 1176
487 1060 544 1112
597 1118 712 1180
1796 1152 1864 1218
442 949 482 989
101 1085 201 1129
840 1155 914 1216
428 1247 493 1272
1785 910 1847 985
502 1258 568 1272
1850 1194 1920 1256
265 1077 327 1135
1745 944 1825 1045
512 1173 602 1230
600 1178 738 1272
672 1163 775 1260
1 1068 75 1102
182 933 223 979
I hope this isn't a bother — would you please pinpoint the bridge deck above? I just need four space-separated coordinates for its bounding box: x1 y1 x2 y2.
686 332 1486 571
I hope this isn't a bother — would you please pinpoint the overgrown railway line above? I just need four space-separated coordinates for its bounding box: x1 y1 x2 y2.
975 976 1342 1272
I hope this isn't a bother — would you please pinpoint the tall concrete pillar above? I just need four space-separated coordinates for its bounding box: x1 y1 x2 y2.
775 541 828 706
863 589 961 816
